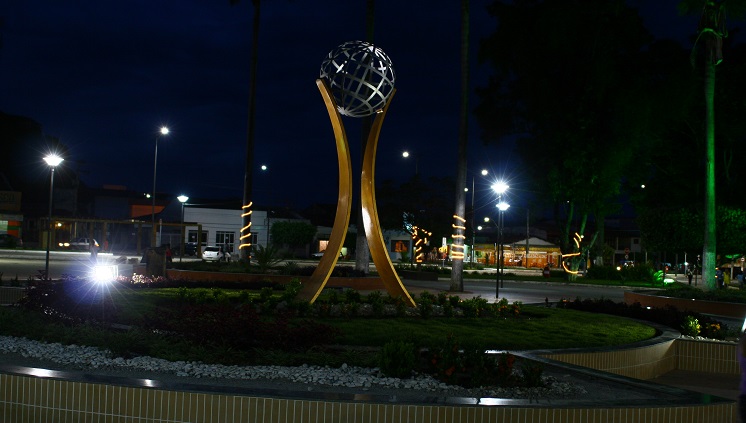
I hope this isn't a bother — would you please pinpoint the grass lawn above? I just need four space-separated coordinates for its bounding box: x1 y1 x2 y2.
324 307 655 350
0 283 657 368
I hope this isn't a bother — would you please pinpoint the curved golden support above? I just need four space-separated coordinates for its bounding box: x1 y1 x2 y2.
361 89 416 307
297 79 353 303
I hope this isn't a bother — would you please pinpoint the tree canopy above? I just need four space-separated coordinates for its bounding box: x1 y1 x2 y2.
475 0 656 261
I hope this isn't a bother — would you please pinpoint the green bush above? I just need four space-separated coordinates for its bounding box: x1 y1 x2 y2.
417 292 434 318
252 244 283 273
425 334 521 388
280 279 303 303
460 296 489 317
366 291 385 317
519 360 545 387
681 315 700 337
378 340 417 379
279 261 300 275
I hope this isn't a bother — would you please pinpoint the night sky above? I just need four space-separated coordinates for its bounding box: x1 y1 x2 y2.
1 0 699 212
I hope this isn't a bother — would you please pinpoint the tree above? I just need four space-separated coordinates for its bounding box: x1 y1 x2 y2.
376 175 456 251
354 0 376 275
270 220 317 254
230 0 261 262
450 0 471 291
475 0 655 277
679 0 746 288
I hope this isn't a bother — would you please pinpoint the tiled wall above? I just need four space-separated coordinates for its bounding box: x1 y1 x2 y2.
0 373 735 423
0 333 739 422
540 339 678 380
675 339 740 375
542 338 739 379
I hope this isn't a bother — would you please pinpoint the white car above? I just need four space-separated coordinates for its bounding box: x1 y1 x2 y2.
312 250 344 259
59 237 98 251
202 246 230 262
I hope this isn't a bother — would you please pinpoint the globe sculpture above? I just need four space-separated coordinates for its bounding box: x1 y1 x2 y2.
319 40 396 118
299 41 415 307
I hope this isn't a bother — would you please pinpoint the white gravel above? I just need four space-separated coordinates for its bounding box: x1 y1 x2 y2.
0 335 594 399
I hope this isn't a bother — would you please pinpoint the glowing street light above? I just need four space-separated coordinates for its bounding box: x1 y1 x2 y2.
151 126 169 247
488 180 510 298
492 181 509 195
43 153 63 279
467 169 488 266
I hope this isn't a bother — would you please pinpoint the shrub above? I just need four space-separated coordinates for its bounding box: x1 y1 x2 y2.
379 340 417 379
700 321 725 339
519 359 545 387
460 296 489 317
417 291 435 318
252 244 283 273
279 261 300 275
426 334 521 388
279 279 303 303
366 291 385 317
681 315 701 337
344 289 362 304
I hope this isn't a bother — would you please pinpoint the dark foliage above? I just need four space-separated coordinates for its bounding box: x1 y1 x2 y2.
19 277 120 325
560 297 726 339
144 305 340 352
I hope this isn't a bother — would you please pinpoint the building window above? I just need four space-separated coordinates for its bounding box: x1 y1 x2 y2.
188 231 208 245
216 231 235 254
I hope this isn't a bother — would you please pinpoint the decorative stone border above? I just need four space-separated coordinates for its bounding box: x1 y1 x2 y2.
0 331 737 422
1 287 739 421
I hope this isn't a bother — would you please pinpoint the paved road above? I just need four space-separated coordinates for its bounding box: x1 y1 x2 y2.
401 278 637 304
0 249 661 305
0 249 203 281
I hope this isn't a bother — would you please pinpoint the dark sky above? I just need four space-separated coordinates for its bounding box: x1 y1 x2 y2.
1 0 698 211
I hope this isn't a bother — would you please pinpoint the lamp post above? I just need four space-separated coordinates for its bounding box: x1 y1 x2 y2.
151 126 169 247
259 164 272 247
497 201 510 296
467 169 488 266
177 195 188 262
402 151 418 176
490 181 509 298
484 216 499 297
43 154 63 280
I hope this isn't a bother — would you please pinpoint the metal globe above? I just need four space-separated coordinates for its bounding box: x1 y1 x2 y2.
320 41 396 118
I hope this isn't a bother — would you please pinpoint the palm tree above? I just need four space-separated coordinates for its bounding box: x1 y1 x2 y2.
450 0 470 292
354 0 376 275
682 0 746 288
230 0 261 261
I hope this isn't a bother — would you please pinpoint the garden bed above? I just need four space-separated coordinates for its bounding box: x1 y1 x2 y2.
158 267 385 290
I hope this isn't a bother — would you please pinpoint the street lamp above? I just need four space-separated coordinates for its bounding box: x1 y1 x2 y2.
402 150 418 175
484 216 499 296
177 195 188 261
490 181 509 298
467 169 488 266
43 153 63 279
151 126 169 247
495 201 511 297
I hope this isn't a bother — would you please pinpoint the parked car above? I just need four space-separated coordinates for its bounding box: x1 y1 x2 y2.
59 238 98 250
312 250 344 259
0 234 22 248
202 246 230 262
182 242 199 256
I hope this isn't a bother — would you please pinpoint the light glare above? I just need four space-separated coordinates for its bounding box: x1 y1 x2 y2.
91 265 117 284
